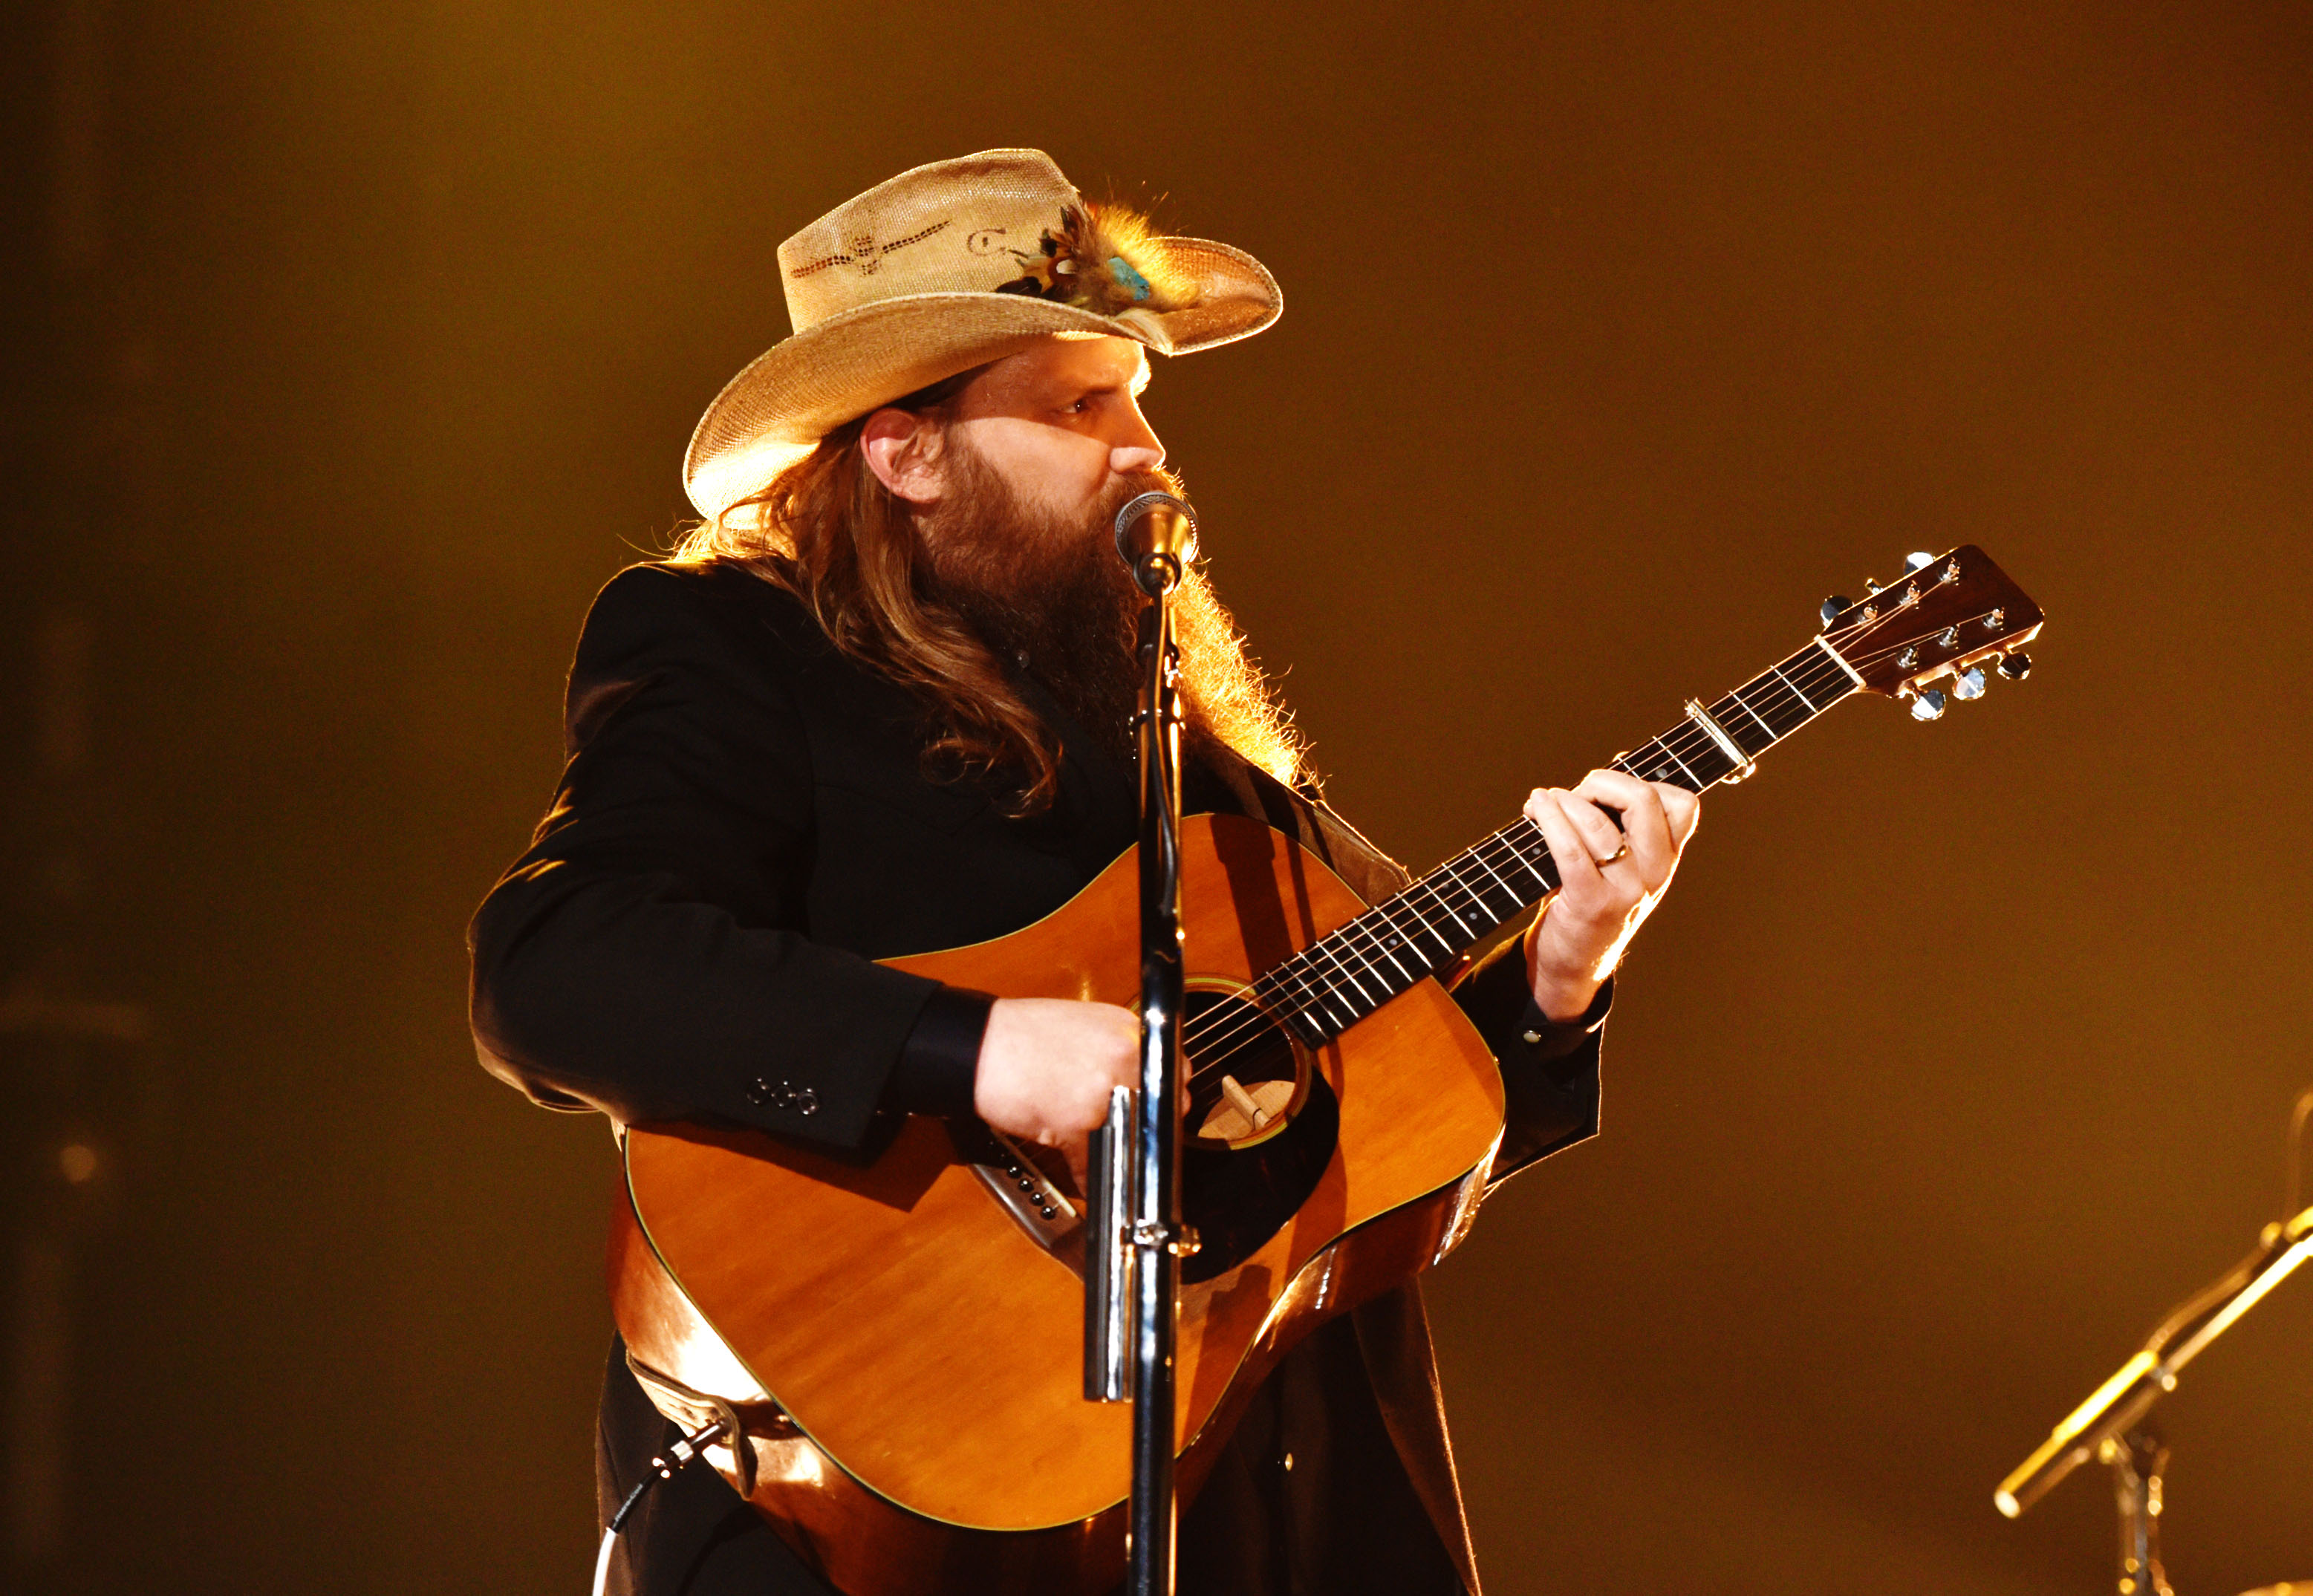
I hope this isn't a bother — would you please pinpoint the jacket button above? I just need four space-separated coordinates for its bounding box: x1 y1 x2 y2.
747 1078 814 1113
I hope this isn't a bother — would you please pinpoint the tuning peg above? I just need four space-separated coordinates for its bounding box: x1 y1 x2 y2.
1903 551 1934 573
1953 665 1986 700
1996 651 2031 682
1819 594 1851 627
1909 688 1948 722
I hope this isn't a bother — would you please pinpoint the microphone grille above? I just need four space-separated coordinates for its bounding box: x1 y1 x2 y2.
1115 489 1195 531
1113 492 1197 564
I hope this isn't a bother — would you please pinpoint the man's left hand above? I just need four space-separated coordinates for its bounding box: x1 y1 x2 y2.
1521 769 1701 1021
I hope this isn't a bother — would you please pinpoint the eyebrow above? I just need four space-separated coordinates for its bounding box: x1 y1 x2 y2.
1058 366 1150 405
1039 354 1150 406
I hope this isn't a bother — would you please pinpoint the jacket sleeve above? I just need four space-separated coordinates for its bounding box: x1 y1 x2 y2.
1449 937 1609 1187
466 564 942 1152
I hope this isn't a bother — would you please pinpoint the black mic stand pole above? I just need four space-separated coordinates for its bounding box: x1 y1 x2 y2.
1087 492 1203 1596
1124 539 1190 1596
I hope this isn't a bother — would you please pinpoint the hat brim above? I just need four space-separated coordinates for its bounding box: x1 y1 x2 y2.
683 236 1279 521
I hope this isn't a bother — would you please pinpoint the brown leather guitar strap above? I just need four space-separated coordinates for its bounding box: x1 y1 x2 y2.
624 1349 760 1498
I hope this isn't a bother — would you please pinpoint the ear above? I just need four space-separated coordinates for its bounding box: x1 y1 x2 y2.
859 408 946 505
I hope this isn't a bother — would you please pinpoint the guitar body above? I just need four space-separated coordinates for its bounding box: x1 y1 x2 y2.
615 812 1509 1596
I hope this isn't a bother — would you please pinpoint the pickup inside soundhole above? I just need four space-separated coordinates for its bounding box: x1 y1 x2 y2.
1177 982 1338 1283
1183 985 1310 1150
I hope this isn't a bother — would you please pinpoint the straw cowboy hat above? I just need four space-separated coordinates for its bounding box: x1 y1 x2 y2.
683 149 1282 522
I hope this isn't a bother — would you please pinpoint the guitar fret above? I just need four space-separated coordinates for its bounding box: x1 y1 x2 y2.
1618 739 1679 785
1272 636 1864 1044
1768 660 1818 712
1298 945 1364 1021
1360 934 1406 984
1393 893 1459 956
1452 851 1526 916
1395 885 1447 946
1778 668 1828 723
1431 857 1480 920
1279 958 1334 1017
1377 908 1439 971
1258 959 1337 1038
1507 821 1556 876
1730 691 1779 744
1308 934 1385 1013
1292 974 1357 1036
1466 847 1520 904
1353 918 1421 986
1479 825 1550 888
1418 876 1483 939
1743 680 1809 737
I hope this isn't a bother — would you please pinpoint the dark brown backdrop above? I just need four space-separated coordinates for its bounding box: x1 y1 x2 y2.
4 1 2309 1592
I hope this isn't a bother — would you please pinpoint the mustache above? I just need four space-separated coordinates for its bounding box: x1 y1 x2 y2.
1099 467 1191 531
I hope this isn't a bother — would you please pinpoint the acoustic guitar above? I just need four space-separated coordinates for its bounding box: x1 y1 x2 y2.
608 547 2043 1595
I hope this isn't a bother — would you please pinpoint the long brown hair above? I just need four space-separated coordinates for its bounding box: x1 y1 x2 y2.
671 376 1310 812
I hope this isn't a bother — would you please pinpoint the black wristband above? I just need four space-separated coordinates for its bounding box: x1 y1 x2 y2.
884 985 994 1118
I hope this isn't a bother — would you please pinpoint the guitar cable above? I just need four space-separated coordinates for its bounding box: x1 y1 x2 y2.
590 1416 730 1596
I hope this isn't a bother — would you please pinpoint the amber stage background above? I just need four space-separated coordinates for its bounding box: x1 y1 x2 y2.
4 1 2311 1591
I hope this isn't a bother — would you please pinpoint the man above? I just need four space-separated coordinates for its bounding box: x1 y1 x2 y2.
470 149 1699 1595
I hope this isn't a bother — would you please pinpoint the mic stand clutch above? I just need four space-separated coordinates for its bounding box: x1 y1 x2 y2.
1087 491 1203 1596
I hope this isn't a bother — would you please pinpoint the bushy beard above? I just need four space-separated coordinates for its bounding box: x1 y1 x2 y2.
917 437 1173 763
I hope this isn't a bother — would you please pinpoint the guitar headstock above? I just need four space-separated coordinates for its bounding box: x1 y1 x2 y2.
1819 546 2044 718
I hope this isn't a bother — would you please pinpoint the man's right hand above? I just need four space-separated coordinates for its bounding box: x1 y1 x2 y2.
974 997 1140 1183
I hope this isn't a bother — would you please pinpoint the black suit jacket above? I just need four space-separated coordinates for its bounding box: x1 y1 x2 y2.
469 561 1607 1595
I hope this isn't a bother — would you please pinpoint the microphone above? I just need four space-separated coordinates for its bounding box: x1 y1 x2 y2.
1113 492 1198 596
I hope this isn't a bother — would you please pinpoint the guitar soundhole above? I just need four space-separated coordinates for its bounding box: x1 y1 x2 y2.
1177 985 1338 1285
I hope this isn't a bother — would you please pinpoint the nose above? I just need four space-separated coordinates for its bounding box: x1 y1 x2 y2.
1107 394 1165 475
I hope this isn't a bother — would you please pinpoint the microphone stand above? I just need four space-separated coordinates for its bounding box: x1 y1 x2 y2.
1087 508 1197 1596
1995 1200 2313 1593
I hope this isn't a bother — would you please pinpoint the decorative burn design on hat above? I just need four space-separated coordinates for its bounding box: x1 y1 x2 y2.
681 149 1281 524
787 219 954 281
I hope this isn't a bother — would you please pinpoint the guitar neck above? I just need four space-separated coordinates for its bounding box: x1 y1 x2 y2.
1256 636 1865 1044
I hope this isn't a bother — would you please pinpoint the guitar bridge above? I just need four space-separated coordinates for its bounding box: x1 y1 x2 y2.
960 1124 1086 1274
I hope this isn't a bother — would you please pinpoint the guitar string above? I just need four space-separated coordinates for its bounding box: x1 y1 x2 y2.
1258 643 1854 994
1171 646 1861 1080
1242 646 1840 1020
1176 639 1866 1070
1243 603 2001 1037
1170 610 2009 1082
1185 596 2011 1072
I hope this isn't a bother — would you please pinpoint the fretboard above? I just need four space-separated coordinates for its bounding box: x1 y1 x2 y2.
1253 636 1863 1043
